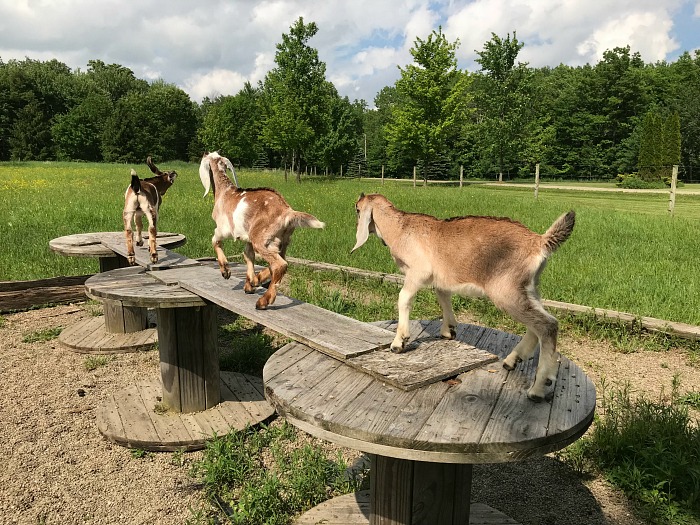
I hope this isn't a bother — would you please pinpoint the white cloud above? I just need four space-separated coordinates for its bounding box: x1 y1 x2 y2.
0 0 695 104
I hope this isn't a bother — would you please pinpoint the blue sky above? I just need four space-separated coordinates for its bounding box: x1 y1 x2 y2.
0 0 698 105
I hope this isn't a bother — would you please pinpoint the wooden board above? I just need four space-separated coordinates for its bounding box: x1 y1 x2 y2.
0 274 90 312
58 316 157 354
347 338 498 391
96 373 275 451
151 265 396 359
99 238 199 270
49 232 185 258
264 320 597 464
294 492 521 525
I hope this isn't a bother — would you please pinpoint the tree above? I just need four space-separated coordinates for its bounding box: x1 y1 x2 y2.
259 17 334 180
198 82 262 167
385 28 470 182
52 92 112 161
473 32 532 181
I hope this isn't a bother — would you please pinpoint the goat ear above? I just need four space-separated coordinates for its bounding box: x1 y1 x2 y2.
199 156 212 197
351 204 372 253
223 157 239 187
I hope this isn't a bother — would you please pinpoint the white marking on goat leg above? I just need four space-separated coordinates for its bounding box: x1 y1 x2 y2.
391 283 418 352
435 289 457 339
503 329 538 370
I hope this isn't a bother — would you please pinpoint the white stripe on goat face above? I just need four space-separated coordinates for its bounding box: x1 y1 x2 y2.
231 198 250 242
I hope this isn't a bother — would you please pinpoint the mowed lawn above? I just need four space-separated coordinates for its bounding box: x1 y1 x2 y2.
2 161 700 326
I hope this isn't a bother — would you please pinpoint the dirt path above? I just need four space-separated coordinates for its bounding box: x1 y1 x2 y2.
1 303 698 525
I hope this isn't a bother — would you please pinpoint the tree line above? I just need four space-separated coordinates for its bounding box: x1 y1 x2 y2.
1 17 698 181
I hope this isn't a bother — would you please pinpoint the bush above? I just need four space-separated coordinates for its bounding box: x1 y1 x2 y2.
571 379 700 523
616 173 667 189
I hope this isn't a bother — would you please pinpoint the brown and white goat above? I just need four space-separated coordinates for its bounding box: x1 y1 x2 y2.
351 193 575 402
123 157 177 265
199 151 325 310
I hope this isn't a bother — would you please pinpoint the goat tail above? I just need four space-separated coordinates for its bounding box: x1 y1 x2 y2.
130 169 141 194
542 210 575 255
286 211 325 230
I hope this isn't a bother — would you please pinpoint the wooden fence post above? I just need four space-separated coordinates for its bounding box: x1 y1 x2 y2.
535 163 540 200
382 165 385 185
413 166 417 188
669 164 678 215
460 165 463 188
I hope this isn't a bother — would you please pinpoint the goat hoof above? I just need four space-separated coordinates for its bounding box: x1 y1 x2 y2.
502 362 515 371
545 378 553 386
390 344 404 354
127 256 136 266
527 392 545 403
221 269 231 280
255 299 268 310
151 255 158 264
136 240 144 247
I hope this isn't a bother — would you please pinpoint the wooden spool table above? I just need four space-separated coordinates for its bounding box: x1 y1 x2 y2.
85 265 274 451
264 320 596 525
50 231 186 353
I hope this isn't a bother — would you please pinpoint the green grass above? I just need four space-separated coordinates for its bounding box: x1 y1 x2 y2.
560 377 700 524
188 422 367 525
83 355 112 371
22 326 62 343
2 161 700 325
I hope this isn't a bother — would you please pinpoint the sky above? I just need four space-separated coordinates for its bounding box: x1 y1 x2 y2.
1 0 699 106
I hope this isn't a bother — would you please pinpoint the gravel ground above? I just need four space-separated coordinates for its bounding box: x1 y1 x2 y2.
1 303 698 525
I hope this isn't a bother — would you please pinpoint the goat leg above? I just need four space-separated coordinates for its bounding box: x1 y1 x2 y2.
123 212 136 266
435 289 457 339
391 283 418 352
502 329 538 371
242 243 260 293
147 210 158 263
255 253 287 310
212 234 230 279
135 214 144 247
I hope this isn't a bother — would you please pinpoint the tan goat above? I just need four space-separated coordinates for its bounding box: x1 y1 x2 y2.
199 151 325 310
351 193 575 402
123 157 177 265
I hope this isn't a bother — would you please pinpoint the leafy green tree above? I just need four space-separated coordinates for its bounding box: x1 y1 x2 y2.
638 110 662 181
662 111 681 176
198 82 262 167
52 92 112 161
259 17 334 179
102 81 196 162
473 32 532 181
314 95 364 174
385 28 470 182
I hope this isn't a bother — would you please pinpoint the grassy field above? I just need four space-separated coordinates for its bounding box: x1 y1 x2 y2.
2 161 700 325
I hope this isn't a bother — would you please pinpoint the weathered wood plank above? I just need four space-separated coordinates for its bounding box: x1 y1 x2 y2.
0 275 89 312
347 338 497 391
294 493 521 525
174 273 395 359
100 238 199 270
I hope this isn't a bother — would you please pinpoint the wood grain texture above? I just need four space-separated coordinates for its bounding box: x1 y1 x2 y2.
347 338 498 391
96 374 274 451
294 492 521 525
49 232 185 258
157 265 397 359
58 316 156 354
264 320 596 464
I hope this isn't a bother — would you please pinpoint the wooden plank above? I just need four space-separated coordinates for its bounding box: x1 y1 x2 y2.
100 238 200 270
370 455 413 524
139 382 195 447
294 493 521 525
546 358 596 440
158 308 182 412
261 341 315 383
220 373 271 421
112 384 161 445
174 273 395 359
347 338 498 391
175 306 207 412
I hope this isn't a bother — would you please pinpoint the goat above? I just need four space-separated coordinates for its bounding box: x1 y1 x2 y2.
123 157 177 265
199 151 325 310
351 193 575 402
